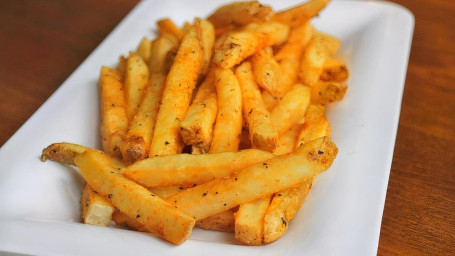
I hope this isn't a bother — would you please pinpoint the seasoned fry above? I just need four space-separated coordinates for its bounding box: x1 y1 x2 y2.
117 55 127 78
263 179 312 243
299 33 339 86
180 70 217 149
157 18 184 41
148 186 184 199
98 66 128 157
135 37 152 64
250 47 281 94
150 21 204 156
196 209 236 233
81 183 115 227
262 90 279 111
149 35 179 75
124 53 150 120
296 104 331 148
124 149 275 188
112 210 151 233
166 137 338 220
234 196 271 245
213 22 289 69
271 83 311 135
74 149 195 244
198 19 215 78
121 74 166 164
41 142 87 165
236 61 277 152
209 67 243 153
321 57 349 82
310 81 347 104
272 21 314 97
207 1 274 27
273 0 330 28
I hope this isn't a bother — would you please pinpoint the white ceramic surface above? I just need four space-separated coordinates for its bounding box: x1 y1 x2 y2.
0 0 414 255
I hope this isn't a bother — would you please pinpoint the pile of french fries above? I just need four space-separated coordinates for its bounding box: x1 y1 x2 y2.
41 0 348 245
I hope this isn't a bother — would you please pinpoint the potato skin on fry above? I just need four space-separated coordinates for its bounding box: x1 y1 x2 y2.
207 1 274 27
75 150 195 245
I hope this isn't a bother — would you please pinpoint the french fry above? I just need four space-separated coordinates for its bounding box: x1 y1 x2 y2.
234 196 271 245
272 21 314 97
209 67 243 153
296 104 331 148
272 0 331 28
321 57 349 82
117 55 127 78
121 74 166 164
74 149 195 245
157 18 184 41
273 124 304 156
213 22 289 69
271 83 311 135
166 136 338 220
207 1 274 28
98 66 128 157
299 33 338 86
198 18 215 78
136 37 152 64
250 47 281 94
149 35 179 75
148 185 184 199
196 209 236 233
236 61 278 152
180 70 217 149
80 183 115 227
315 31 341 56
310 81 347 104
124 148 275 188
149 21 204 156
263 179 312 243
124 53 150 121
41 142 87 165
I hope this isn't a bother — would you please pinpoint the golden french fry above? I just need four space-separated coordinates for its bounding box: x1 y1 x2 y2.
299 33 340 86
250 47 281 94
198 18 215 78
180 70 217 149
98 66 128 157
157 18 184 41
207 1 274 27
213 22 289 69
166 136 338 220
209 67 243 153
124 53 150 120
74 149 195 245
41 142 88 165
121 74 166 164
296 104 331 148
136 37 152 64
150 21 204 156
310 81 348 104
234 196 271 245
149 35 179 75
273 21 314 97
124 148 275 188
321 57 349 82
196 209 236 233
273 0 331 28
273 124 303 156
236 61 278 152
263 179 312 243
271 83 311 135
81 183 115 227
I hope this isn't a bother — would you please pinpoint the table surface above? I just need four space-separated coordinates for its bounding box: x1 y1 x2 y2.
0 0 453 255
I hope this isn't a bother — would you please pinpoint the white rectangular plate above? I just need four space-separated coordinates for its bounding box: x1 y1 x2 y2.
0 0 413 255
